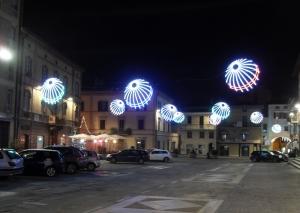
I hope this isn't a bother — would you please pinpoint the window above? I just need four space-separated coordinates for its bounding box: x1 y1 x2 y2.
284 106 288 109
163 121 165 131
242 133 246 141
242 116 247 127
100 120 106 130
263 124 267 131
41 101 46 114
199 131 205 138
74 82 80 97
157 117 161 131
98 101 108 112
187 131 192 138
275 106 280 109
119 119 125 130
53 70 59 78
199 116 204 126
41 65 48 82
284 126 289 131
209 131 214 139
23 90 31 111
25 56 32 77
138 119 144 130
6 89 13 112
157 101 162 108
63 76 68 93
80 101 84 111
198 145 203 154
187 116 192 124
62 102 67 116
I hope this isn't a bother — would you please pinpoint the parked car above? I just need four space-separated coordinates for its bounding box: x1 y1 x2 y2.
106 149 149 164
250 151 281 162
0 149 23 177
19 149 64 177
45 146 88 174
149 149 172 162
270 150 289 162
82 150 101 171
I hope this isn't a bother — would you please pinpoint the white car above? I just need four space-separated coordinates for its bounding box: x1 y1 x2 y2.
0 149 24 176
149 149 172 162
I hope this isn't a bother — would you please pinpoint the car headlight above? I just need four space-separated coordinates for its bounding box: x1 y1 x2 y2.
279 155 282 158
106 154 111 158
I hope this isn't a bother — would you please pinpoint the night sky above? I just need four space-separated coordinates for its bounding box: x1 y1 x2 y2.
23 1 300 109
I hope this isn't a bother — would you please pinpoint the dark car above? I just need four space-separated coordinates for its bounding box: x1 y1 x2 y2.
250 151 281 162
19 149 64 177
106 149 149 164
271 150 289 162
45 146 88 174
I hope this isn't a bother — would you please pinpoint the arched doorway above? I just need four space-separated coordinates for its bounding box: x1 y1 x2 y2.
271 137 291 152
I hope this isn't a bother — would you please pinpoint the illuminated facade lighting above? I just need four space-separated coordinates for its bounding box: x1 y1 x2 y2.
160 104 177 121
211 102 230 120
110 99 125 116
225 58 260 92
250 111 263 124
124 79 153 109
173 112 185 123
41 77 65 105
209 113 222 126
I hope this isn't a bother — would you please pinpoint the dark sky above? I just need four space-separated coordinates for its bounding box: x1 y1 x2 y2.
23 0 300 109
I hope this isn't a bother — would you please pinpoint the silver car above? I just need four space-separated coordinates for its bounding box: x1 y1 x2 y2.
0 149 24 176
82 150 101 171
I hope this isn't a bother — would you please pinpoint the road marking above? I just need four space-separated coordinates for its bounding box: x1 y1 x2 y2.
145 166 171 170
92 195 223 213
23 201 48 206
171 180 178 184
0 191 16 197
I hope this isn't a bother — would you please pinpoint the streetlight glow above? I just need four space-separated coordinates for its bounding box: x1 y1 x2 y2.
295 103 300 110
0 47 13 61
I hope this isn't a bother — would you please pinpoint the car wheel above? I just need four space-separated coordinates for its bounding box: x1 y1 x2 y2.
138 158 144 164
66 163 77 174
45 166 56 177
87 163 96 171
163 157 170 163
111 158 117 164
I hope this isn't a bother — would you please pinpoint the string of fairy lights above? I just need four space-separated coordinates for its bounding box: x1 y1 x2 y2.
39 57 281 133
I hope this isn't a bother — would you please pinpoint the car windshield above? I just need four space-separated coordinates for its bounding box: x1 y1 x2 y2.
5 150 21 159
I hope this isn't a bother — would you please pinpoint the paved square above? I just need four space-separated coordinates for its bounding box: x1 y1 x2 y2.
97 196 223 213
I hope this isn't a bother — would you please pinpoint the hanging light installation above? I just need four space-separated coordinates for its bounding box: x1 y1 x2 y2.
211 102 230 120
124 79 153 109
110 99 125 116
160 104 177 121
173 111 185 123
225 58 260 92
272 124 282 133
41 77 65 104
209 113 222 126
250 111 263 124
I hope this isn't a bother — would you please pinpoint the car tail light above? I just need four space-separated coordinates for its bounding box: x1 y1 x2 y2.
8 162 16 167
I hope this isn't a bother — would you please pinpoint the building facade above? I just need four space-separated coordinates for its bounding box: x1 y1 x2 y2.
217 105 264 157
15 30 83 149
80 90 179 152
0 0 21 148
179 112 216 156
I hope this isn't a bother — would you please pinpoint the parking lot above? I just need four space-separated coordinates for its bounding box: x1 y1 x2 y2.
1 158 300 213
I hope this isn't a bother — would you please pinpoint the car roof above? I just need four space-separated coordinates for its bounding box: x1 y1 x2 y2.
0 149 16 151
20 149 60 153
151 149 168 151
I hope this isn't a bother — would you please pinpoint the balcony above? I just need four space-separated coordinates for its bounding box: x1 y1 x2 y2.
217 138 261 144
56 118 74 127
180 124 215 130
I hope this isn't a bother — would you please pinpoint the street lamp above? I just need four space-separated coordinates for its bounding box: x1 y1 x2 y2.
0 46 13 61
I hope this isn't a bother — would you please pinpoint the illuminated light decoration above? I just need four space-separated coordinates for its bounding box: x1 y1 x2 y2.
41 78 65 104
160 104 178 121
225 58 260 92
173 112 185 123
272 124 282 133
124 79 153 109
110 99 125 116
250 111 263 124
209 113 222 126
212 102 230 120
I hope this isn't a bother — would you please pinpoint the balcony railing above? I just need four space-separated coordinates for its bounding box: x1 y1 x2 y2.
180 124 215 130
217 138 261 144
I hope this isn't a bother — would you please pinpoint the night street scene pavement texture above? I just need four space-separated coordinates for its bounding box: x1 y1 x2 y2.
1 158 300 213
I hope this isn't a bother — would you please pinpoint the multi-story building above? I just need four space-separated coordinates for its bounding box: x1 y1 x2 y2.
0 0 21 148
179 112 216 156
15 29 83 149
263 104 293 151
217 105 264 157
80 90 179 152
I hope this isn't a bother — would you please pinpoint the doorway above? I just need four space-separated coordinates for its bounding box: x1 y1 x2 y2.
0 121 9 148
241 144 249 156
